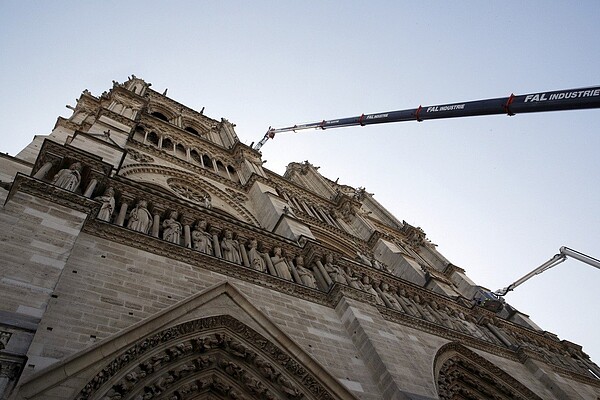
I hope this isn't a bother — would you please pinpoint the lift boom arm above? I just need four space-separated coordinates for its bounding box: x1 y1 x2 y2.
494 247 600 297
254 85 600 150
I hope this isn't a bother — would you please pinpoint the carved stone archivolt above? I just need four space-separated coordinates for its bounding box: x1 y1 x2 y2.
77 315 340 400
119 165 257 226
225 188 248 203
435 343 543 400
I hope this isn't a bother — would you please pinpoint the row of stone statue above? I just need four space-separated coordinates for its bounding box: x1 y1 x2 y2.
348 277 506 346
93 191 501 342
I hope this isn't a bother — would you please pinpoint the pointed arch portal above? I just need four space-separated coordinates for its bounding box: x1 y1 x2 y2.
434 343 543 400
76 315 339 400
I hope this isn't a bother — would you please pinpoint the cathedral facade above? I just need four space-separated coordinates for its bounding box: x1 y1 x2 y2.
0 76 599 399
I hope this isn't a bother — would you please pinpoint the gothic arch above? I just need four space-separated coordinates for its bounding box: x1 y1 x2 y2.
76 315 337 399
434 343 543 400
149 102 176 123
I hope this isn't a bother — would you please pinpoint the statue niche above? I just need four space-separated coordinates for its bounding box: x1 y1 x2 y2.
52 161 82 192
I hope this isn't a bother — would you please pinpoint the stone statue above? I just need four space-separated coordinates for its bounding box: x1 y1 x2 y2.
94 187 115 222
380 282 402 311
323 254 347 284
361 275 383 305
412 294 438 323
127 200 152 234
220 229 241 264
192 219 213 255
355 251 372 267
344 266 364 290
162 211 182 244
395 288 421 317
371 256 390 273
52 162 82 192
295 256 317 288
0 332 10 350
247 239 266 272
203 195 212 209
271 247 292 280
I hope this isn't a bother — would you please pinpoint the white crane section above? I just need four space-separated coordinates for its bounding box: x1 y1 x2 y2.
494 246 600 297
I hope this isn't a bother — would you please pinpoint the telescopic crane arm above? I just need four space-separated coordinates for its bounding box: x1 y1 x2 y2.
253 85 600 150
494 247 600 297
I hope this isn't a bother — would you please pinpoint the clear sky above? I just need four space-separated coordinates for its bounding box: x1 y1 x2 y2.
1 2 599 364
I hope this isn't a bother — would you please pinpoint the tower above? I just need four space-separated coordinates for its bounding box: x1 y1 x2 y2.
0 76 599 399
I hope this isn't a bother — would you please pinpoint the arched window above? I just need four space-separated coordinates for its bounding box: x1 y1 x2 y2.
184 126 199 135
202 154 212 169
151 111 169 122
175 143 185 157
227 165 239 183
216 160 228 178
162 137 174 151
190 150 203 166
147 131 159 146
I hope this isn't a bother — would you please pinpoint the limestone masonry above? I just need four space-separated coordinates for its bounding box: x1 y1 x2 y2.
0 76 599 399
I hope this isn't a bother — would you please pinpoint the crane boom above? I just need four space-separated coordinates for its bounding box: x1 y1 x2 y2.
254 85 600 150
494 246 600 297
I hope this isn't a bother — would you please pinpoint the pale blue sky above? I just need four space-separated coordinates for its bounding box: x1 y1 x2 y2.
1 1 599 364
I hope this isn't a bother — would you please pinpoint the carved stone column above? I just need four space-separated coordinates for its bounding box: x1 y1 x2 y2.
33 161 54 180
375 286 394 309
263 253 277 276
116 194 133 226
310 264 328 291
151 204 165 238
237 236 250 268
486 322 513 348
315 260 333 286
210 227 222 258
289 259 302 284
182 216 194 248
83 178 98 198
